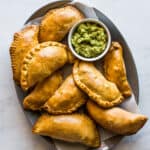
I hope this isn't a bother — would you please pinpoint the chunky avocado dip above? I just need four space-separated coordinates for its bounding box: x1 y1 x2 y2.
71 22 107 58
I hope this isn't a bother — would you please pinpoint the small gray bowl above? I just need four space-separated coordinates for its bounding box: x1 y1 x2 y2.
68 18 111 62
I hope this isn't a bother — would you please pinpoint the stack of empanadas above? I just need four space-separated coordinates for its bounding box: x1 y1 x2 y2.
9 5 147 149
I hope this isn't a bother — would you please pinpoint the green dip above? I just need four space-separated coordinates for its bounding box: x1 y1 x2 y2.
71 22 107 58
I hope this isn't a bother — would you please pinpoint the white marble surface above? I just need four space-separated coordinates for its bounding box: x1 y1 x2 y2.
0 0 150 150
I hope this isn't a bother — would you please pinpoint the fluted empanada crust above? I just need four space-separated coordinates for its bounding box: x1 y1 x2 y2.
32 114 100 148
73 61 123 108
39 5 84 42
23 72 63 111
21 41 68 91
10 25 39 84
104 42 132 98
87 101 148 135
43 75 86 114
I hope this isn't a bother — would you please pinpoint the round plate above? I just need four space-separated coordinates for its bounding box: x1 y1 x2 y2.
14 1 139 150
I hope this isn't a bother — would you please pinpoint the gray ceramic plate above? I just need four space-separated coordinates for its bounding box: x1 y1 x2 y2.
14 1 139 149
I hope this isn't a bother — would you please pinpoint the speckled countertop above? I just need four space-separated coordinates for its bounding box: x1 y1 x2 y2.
0 0 150 149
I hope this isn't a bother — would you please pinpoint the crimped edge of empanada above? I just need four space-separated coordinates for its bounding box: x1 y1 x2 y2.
9 25 39 84
32 113 100 148
43 97 86 114
20 41 67 91
73 60 124 108
10 32 22 84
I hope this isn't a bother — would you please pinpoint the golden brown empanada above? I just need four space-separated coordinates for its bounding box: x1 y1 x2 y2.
10 25 39 84
87 100 148 135
32 114 100 148
73 60 123 108
23 72 63 111
43 75 86 114
103 42 132 98
39 5 85 42
21 41 68 91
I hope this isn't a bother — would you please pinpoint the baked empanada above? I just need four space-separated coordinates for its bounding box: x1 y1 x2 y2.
43 75 86 114
23 72 62 111
32 114 100 148
87 100 148 135
39 5 85 42
21 41 68 91
73 61 123 108
104 42 132 98
10 25 39 84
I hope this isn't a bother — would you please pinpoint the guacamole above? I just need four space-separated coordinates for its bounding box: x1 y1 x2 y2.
71 22 107 58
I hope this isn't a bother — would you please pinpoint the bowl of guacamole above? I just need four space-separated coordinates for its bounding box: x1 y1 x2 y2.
68 18 111 61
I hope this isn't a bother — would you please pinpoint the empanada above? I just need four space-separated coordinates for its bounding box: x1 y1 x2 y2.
73 60 123 108
32 114 100 148
21 41 68 91
43 75 86 114
87 100 148 135
23 72 62 111
10 25 39 84
39 5 85 42
103 42 132 98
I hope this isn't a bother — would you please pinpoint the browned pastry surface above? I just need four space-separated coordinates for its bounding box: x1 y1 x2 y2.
32 113 100 148
10 25 39 84
23 72 63 111
73 60 123 108
103 42 132 98
39 5 85 42
43 75 86 114
87 100 148 135
20 41 68 91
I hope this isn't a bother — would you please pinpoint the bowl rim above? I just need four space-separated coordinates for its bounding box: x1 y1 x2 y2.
68 18 111 62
